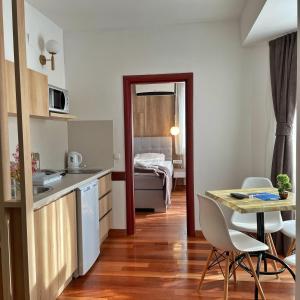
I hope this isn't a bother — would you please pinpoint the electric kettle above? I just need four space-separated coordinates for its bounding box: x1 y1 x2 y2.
68 151 83 169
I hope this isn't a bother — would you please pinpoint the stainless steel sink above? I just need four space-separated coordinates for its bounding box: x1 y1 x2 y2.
33 186 52 195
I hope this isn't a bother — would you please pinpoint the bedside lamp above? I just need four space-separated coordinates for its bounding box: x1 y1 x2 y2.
170 126 180 136
39 39 60 71
170 126 183 167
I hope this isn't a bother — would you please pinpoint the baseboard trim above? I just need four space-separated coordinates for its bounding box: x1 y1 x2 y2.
195 230 204 238
108 229 127 237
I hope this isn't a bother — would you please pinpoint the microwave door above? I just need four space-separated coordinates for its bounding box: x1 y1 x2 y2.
53 90 66 110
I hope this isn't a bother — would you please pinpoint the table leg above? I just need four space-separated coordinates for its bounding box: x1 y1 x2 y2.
256 212 265 243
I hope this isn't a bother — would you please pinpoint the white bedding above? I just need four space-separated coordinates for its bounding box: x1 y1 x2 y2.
134 152 165 161
134 159 173 176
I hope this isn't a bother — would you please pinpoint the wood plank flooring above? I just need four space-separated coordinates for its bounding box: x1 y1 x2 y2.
59 189 295 300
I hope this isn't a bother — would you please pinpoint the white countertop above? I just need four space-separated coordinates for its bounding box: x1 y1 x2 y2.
33 169 112 211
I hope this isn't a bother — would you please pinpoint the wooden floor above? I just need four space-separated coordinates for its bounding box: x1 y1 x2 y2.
59 188 295 300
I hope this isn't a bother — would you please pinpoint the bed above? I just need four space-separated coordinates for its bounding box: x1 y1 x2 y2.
134 137 173 212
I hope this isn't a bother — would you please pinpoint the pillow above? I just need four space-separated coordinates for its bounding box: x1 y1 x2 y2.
134 153 165 161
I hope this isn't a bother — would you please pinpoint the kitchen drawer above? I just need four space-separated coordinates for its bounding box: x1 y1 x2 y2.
98 173 112 198
99 192 112 219
100 211 112 243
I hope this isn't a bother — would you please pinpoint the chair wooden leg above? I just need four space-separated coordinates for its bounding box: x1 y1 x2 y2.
268 233 278 256
245 253 266 300
198 247 215 291
231 251 237 285
287 239 296 256
224 252 230 300
266 233 279 279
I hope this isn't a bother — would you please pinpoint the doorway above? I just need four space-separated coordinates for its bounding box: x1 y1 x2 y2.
123 73 195 236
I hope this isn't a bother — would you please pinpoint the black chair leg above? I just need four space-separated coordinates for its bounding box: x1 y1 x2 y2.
263 257 268 272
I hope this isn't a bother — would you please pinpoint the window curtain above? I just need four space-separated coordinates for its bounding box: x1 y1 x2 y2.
174 83 186 166
269 32 297 254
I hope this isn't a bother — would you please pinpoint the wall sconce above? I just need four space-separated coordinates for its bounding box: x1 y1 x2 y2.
39 40 60 71
170 126 180 136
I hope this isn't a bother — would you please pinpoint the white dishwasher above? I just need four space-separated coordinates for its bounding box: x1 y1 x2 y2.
76 180 100 276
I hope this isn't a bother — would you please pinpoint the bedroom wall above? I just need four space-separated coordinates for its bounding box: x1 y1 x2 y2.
3 0 68 168
133 94 175 137
64 21 253 230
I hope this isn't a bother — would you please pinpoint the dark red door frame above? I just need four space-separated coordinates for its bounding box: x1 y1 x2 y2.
123 73 195 236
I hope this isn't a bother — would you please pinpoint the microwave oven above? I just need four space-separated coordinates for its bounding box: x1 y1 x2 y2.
49 85 70 114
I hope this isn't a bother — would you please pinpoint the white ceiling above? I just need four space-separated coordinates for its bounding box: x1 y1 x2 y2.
26 0 246 31
243 0 297 45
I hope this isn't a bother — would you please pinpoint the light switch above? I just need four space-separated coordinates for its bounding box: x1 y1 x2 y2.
114 153 121 160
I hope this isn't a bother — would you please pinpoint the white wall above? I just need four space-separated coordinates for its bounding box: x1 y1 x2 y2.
242 43 275 177
64 21 254 229
8 118 68 169
3 0 67 168
3 0 66 88
240 0 266 44
241 0 297 46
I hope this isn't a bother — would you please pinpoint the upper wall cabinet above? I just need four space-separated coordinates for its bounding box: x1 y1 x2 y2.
28 68 49 117
5 60 49 118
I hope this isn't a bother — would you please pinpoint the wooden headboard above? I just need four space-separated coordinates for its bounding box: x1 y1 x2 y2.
134 137 173 161
133 94 175 137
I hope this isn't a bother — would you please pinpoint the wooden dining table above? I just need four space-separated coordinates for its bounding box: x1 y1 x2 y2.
206 187 296 300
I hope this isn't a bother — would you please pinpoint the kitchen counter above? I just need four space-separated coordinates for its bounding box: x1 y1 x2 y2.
33 169 112 210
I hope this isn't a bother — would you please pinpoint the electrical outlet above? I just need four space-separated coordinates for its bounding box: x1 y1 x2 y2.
173 159 182 164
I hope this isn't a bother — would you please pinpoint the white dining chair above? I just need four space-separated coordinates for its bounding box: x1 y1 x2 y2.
198 195 267 300
281 219 296 255
284 254 296 267
231 177 283 275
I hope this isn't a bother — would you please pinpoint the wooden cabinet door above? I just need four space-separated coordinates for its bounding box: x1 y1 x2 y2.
27 68 49 117
34 202 59 300
5 60 49 117
56 192 77 292
99 193 112 219
100 211 112 243
98 174 112 198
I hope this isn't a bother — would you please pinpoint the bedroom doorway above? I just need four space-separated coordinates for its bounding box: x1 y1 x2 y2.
123 73 195 237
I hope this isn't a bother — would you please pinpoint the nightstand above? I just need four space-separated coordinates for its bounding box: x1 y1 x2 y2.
173 168 186 190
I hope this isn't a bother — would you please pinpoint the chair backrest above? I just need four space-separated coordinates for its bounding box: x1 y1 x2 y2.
242 177 273 188
198 195 235 251
220 204 235 228
231 177 282 224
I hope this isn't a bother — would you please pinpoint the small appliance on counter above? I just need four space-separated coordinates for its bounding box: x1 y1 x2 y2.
68 151 83 170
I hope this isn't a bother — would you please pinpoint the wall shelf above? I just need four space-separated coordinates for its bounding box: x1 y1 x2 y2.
49 112 76 121
9 112 76 121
